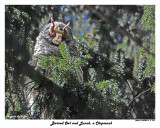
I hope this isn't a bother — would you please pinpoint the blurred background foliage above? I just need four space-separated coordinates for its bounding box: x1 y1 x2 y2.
5 5 155 119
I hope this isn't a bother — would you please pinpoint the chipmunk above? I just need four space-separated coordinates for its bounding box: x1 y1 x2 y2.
49 17 72 45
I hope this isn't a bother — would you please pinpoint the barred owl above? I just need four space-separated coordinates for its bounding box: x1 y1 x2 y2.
29 18 83 84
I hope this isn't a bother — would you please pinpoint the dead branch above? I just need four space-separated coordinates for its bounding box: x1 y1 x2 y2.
128 87 152 106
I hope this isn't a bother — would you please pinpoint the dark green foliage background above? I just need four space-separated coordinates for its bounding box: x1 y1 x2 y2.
5 5 155 119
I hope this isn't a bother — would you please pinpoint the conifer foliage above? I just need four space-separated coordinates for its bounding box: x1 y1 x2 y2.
5 5 155 119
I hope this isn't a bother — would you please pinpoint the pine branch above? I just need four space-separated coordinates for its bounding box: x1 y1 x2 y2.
15 61 93 118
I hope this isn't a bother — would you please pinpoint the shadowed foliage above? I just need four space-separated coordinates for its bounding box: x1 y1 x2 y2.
5 5 155 119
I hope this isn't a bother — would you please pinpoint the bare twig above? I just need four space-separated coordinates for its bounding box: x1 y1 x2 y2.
127 79 133 93
128 87 152 106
